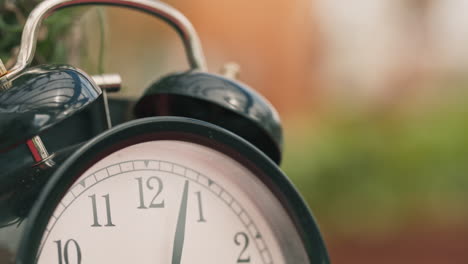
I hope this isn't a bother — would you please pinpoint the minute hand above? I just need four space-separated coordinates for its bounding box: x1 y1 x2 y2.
172 180 189 264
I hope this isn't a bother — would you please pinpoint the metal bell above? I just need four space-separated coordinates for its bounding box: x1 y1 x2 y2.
134 70 283 164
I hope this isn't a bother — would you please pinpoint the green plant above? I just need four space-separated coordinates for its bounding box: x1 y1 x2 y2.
0 0 80 67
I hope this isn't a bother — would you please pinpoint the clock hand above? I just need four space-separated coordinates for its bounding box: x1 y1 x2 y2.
172 180 189 264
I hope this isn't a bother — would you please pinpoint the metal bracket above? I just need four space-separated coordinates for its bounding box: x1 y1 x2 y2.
0 0 207 89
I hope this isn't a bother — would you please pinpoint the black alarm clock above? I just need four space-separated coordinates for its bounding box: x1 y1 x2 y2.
0 0 330 263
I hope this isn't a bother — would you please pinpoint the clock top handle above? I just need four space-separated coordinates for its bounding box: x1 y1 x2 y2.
1 0 207 82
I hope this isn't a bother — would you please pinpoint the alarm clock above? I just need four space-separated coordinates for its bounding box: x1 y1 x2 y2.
0 0 330 263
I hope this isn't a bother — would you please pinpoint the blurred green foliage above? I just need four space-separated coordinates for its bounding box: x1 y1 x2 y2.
0 0 79 65
283 97 468 235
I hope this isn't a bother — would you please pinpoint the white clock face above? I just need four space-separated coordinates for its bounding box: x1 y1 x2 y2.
36 140 309 263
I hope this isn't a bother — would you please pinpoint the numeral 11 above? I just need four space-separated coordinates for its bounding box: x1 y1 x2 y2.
89 194 115 227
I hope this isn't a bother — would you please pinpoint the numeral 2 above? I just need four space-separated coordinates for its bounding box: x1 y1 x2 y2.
136 176 165 209
89 194 115 227
234 232 251 263
54 239 81 264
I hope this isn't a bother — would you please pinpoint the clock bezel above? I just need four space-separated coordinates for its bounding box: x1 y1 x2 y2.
17 116 329 263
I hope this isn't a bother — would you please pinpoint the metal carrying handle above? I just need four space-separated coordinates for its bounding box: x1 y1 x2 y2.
0 0 207 82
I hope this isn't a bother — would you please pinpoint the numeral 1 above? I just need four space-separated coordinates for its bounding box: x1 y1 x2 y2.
195 191 206 222
54 239 82 264
89 194 115 227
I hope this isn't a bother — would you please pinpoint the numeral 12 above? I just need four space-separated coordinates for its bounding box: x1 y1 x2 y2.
136 176 165 209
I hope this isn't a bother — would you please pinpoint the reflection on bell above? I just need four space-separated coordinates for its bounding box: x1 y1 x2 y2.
134 71 283 164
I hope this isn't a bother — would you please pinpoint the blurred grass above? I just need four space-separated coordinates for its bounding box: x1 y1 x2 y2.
283 94 468 236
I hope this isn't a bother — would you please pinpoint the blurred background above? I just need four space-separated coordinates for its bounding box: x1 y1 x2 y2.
2 0 468 263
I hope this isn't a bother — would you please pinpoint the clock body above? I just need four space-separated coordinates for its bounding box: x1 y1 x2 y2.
14 117 329 264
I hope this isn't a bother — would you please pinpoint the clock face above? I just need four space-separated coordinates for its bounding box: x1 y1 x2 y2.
17 118 328 264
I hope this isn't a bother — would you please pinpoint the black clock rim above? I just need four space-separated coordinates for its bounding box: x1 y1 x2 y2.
16 116 330 264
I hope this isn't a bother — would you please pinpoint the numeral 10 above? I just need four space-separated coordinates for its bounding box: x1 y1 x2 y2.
54 239 81 264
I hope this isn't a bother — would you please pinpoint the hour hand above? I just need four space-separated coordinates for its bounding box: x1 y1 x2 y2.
172 180 189 264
